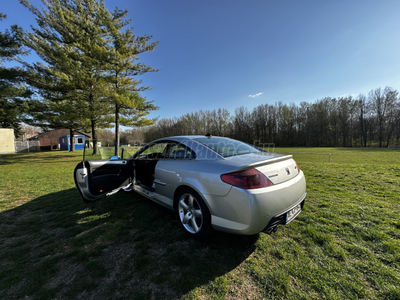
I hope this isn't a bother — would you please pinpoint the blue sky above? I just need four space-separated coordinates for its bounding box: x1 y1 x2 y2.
2 0 400 120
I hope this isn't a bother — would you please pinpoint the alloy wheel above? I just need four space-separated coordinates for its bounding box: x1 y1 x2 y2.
178 193 203 234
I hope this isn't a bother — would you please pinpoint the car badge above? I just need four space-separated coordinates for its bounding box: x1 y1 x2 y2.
285 167 290 175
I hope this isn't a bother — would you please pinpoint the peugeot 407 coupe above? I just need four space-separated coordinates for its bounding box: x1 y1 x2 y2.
74 135 306 238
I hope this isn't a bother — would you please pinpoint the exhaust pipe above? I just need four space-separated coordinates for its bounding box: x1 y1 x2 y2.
265 224 280 234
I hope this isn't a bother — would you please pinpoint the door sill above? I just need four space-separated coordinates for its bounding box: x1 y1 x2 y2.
134 183 155 196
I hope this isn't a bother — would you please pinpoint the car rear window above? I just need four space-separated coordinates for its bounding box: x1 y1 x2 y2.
194 137 263 158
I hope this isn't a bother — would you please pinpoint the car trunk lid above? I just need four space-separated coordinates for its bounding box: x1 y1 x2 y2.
225 153 299 185
255 157 299 184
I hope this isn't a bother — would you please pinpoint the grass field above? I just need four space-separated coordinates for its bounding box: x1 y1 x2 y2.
0 148 399 299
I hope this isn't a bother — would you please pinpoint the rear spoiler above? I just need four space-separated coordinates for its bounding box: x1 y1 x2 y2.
236 154 293 171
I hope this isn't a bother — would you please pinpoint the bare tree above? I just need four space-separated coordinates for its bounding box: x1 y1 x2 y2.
97 129 115 147
368 87 398 147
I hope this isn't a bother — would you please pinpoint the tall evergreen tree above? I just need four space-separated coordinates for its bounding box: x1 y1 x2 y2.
0 12 31 137
103 7 158 155
20 0 158 154
20 0 115 153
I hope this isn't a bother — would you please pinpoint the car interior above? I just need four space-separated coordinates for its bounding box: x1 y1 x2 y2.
134 142 195 191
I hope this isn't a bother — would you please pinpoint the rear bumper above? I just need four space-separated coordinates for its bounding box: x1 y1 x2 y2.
262 193 306 233
209 171 306 235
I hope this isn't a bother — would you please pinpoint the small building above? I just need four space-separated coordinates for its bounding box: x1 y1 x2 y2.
0 128 15 154
59 134 86 151
28 129 90 151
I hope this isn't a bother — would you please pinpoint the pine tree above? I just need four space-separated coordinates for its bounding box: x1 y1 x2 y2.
20 0 158 154
0 12 31 137
20 0 114 153
104 7 159 155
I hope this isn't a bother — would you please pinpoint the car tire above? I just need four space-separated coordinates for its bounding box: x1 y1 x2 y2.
176 188 213 239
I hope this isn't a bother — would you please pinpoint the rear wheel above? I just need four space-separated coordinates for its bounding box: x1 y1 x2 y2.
176 188 213 239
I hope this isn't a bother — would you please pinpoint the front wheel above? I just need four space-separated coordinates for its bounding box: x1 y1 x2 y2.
176 188 213 239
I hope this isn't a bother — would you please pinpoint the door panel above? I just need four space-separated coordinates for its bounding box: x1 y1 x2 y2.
74 159 134 203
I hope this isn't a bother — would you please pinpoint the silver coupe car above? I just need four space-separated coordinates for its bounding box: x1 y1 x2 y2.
74 135 306 238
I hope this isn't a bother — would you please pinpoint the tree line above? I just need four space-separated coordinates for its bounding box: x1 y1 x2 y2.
0 0 158 154
143 87 400 147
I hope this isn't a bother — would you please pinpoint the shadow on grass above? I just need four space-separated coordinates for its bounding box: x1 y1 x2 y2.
0 188 258 299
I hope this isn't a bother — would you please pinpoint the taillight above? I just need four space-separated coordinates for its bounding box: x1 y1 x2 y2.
295 160 300 174
220 168 274 189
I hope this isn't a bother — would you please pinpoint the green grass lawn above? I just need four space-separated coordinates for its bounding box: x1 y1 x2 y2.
0 148 399 299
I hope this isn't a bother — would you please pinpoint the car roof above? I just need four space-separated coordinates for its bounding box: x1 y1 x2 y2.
161 135 232 141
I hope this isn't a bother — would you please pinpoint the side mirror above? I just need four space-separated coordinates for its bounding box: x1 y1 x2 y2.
110 155 120 160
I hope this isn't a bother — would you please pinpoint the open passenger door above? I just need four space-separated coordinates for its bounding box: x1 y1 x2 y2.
74 143 134 203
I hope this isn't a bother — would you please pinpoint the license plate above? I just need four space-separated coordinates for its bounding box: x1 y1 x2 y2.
286 203 302 223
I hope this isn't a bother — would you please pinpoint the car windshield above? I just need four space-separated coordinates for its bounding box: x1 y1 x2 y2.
194 137 262 158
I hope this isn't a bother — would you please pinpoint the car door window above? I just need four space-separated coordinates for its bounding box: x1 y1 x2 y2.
82 140 122 161
164 143 196 159
137 142 168 159
81 139 141 162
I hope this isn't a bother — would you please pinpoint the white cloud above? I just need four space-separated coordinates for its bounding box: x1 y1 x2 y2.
339 93 361 99
249 92 263 98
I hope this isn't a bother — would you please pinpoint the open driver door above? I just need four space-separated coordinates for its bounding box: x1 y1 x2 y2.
74 143 134 203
